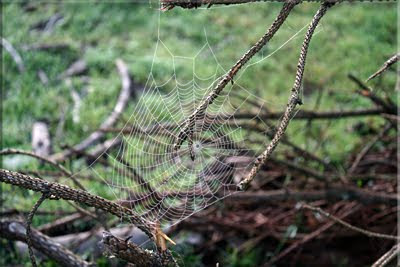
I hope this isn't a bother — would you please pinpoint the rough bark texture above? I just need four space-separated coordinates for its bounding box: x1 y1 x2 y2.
0 220 92 267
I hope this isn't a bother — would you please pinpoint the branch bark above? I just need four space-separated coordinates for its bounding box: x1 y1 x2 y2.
367 53 399 82
161 0 342 10
238 1 336 190
172 0 299 156
0 169 153 238
102 232 163 267
0 220 92 267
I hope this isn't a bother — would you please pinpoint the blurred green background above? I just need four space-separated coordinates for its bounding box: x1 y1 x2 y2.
2 1 397 266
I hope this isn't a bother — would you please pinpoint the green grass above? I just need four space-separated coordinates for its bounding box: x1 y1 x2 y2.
1 1 397 266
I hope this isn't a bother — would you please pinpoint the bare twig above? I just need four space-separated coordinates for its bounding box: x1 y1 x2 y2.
26 193 50 267
2 37 25 72
371 243 400 267
173 0 299 156
238 2 336 190
367 53 399 82
236 107 386 120
0 220 92 267
348 74 397 114
0 148 85 190
301 203 399 240
50 59 132 162
348 123 392 174
266 202 359 265
228 186 399 206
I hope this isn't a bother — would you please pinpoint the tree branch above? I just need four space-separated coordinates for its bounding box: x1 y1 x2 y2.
301 203 399 240
172 0 299 157
0 169 153 238
0 220 92 267
102 232 163 267
367 53 399 82
238 1 336 190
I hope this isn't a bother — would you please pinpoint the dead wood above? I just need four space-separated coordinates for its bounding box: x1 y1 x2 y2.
0 220 92 267
102 232 163 267
50 59 132 162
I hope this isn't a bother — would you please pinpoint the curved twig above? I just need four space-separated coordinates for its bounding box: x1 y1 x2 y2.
238 1 336 190
1 37 25 72
26 193 50 267
50 59 132 162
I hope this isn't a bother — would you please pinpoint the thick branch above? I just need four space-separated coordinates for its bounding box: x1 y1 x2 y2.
0 169 153 238
102 232 163 267
0 220 92 267
161 0 342 9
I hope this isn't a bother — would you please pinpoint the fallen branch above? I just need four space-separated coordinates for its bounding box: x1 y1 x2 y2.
50 59 132 162
2 37 25 72
267 202 359 264
301 203 399 240
0 220 92 267
227 186 399 206
348 123 392 174
238 1 336 190
348 74 397 114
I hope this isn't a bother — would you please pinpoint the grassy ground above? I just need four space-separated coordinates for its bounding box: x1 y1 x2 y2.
2 1 397 266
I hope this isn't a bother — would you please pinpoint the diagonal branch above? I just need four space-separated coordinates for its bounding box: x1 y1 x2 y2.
0 220 92 267
238 1 336 190
367 53 399 82
301 203 399 240
0 169 153 238
371 244 400 267
172 0 299 157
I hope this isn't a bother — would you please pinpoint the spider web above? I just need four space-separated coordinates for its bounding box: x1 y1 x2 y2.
79 4 314 228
